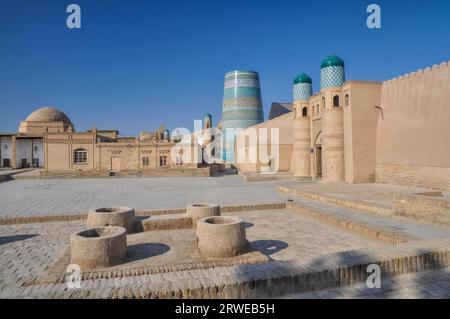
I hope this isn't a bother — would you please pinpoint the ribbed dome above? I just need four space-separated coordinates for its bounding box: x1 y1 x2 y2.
321 55 345 69
293 73 312 84
26 107 72 124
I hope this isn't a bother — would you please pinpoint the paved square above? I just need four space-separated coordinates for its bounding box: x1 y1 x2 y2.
0 176 296 217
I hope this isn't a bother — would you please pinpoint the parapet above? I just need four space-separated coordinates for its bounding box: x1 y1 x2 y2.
344 80 382 86
384 61 449 84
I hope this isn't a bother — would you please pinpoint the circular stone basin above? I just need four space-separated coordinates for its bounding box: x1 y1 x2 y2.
87 207 135 233
186 203 220 226
70 226 127 271
196 216 247 258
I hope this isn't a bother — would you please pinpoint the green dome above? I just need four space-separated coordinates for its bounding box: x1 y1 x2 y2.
321 55 345 69
293 73 312 85
204 113 212 119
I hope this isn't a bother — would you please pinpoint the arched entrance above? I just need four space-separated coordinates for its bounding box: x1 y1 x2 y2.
314 131 322 178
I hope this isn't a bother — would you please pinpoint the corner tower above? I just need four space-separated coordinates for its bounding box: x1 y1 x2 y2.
320 55 345 90
292 73 312 178
320 54 346 182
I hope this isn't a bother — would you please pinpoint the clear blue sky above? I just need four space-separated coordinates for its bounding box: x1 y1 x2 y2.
1 0 449 135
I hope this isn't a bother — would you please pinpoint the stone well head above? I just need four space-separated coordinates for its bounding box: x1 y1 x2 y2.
70 226 127 271
196 216 247 258
186 203 220 226
87 207 135 233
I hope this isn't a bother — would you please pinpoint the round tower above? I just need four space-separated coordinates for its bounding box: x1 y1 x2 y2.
320 55 345 90
203 113 212 129
322 105 345 182
203 113 213 145
221 70 264 162
320 54 345 182
292 73 312 178
164 129 170 141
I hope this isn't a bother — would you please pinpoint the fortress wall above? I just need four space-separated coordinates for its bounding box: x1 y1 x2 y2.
376 61 450 189
344 82 382 183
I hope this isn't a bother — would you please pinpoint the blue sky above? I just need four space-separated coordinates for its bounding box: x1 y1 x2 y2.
0 0 449 135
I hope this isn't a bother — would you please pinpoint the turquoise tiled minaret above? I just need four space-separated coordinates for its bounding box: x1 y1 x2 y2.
293 73 313 102
320 55 345 90
203 113 212 129
221 70 264 162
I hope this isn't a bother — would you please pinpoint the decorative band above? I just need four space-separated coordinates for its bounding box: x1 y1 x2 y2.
222 97 262 108
224 78 260 89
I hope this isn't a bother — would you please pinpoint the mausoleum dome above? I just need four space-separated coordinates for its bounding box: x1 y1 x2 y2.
26 107 72 124
321 55 345 69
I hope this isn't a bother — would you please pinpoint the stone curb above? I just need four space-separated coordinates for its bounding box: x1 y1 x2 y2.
278 186 391 215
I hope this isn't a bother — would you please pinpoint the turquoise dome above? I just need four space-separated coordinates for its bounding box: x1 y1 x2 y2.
321 55 345 69
204 113 212 119
293 73 312 85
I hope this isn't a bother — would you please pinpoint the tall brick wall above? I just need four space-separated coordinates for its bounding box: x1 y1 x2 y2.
343 81 382 183
376 61 450 190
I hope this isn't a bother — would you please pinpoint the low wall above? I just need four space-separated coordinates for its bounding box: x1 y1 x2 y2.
0 202 287 225
37 167 212 179
376 163 450 190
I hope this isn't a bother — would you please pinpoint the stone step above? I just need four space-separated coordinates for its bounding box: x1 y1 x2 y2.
285 198 450 241
278 185 391 215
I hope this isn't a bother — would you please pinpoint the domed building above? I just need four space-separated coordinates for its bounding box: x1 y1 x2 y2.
19 106 74 135
0 107 205 175
0 106 75 169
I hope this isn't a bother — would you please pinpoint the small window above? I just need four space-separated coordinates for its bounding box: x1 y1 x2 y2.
176 156 183 166
159 156 167 167
142 157 150 166
34 146 38 153
312 106 315 115
322 97 325 109
317 104 320 114
74 149 87 164
333 95 340 107
302 107 308 117
3 144 8 150
345 94 349 106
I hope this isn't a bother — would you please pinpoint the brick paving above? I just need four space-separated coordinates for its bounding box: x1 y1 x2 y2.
1 177 450 299
0 176 295 217
1 208 450 298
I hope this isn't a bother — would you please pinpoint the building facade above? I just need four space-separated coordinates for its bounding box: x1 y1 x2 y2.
237 55 450 190
1 107 206 176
